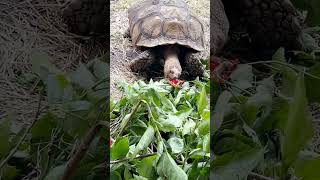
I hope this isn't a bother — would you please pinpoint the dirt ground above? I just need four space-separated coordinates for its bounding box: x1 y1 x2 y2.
110 0 210 100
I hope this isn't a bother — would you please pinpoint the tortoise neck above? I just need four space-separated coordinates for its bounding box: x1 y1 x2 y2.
163 45 179 62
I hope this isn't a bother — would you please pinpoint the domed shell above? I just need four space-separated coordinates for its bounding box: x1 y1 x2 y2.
128 0 205 52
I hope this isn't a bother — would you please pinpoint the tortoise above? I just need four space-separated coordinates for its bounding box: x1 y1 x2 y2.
124 0 206 80
62 0 206 81
62 0 304 71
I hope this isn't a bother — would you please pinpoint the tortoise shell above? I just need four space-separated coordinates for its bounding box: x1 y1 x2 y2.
128 0 205 52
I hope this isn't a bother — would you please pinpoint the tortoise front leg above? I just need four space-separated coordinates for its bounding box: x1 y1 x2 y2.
184 53 205 79
129 50 155 73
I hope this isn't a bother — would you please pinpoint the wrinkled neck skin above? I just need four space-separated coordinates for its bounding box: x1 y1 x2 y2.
163 45 182 80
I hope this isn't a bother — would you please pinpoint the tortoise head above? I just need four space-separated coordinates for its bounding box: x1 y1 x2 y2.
165 65 182 80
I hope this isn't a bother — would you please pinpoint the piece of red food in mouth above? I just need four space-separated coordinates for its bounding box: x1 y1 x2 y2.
109 138 114 148
169 79 185 88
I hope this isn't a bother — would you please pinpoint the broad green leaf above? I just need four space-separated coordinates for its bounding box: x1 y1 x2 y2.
46 74 73 104
187 160 200 180
281 74 314 170
272 48 298 97
44 164 66 180
0 118 11 158
147 89 161 107
182 119 196 136
133 175 148 180
136 155 157 180
111 137 129 160
202 133 210 153
156 152 188 180
31 113 58 140
91 58 108 79
211 148 264 180
293 151 320 180
305 0 320 26
160 96 177 113
69 63 96 90
244 77 274 127
197 85 208 116
66 101 92 111
30 51 61 81
111 171 122 180
305 63 320 103
0 165 18 180
158 115 183 132
230 64 253 91
301 32 320 52
124 167 133 180
168 137 184 154
272 47 286 63
132 125 155 157
197 120 209 137
212 91 232 131
213 132 258 155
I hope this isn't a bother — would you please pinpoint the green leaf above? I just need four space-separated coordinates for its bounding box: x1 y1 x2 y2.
156 152 188 180
124 167 133 180
168 137 184 154
0 165 18 180
69 63 96 90
305 63 320 103
281 74 314 170
187 160 200 180
301 32 320 52
202 133 210 153
158 115 183 132
272 48 298 97
0 118 11 158
244 77 274 127
111 171 122 180
182 119 196 136
91 58 108 79
30 51 61 81
197 120 209 137
31 113 58 140
136 155 157 180
293 152 320 180
212 91 232 131
132 125 155 157
44 164 66 180
197 85 208 116
111 137 129 160
211 148 264 180
230 64 253 91
46 74 73 104
305 0 320 26
133 174 148 180
66 101 92 111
